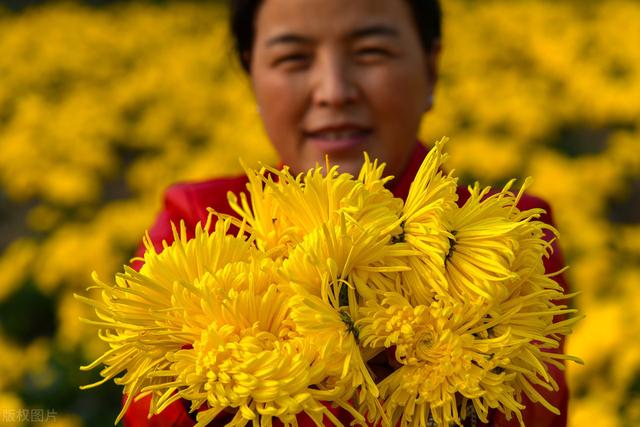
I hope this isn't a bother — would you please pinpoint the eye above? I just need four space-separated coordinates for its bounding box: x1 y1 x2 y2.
355 47 392 63
273 53 311 69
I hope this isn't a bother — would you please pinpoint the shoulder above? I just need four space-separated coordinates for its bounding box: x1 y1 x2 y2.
133 174 249 264
162 174 250 229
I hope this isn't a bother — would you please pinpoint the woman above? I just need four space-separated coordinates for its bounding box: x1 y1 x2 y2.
124 0 570 425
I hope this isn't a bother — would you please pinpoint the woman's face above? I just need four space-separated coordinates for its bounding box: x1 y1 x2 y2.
250 0 437 178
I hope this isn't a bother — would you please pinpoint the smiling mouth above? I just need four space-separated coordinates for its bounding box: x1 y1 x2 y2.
307 129 371 140
304 128 373 154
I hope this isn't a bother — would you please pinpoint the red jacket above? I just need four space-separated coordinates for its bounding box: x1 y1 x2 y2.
125 143 569 427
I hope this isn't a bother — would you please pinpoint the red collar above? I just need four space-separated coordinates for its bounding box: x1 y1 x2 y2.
390 142 429 200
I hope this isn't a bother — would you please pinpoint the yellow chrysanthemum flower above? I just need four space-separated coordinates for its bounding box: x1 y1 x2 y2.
393 138 459 303
227 161 358 258
287 290 379 424
229 156 405 261
344 154 404 238
281 215 409 304
359 293 533 426
227 166 296 259
78 217 363 426
77 218 259 421
279 219 407 423
164 279 355 427
79 140 581 427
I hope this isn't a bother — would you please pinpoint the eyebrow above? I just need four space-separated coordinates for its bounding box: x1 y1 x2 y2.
265 24 400 48
348 24 400 41
266 33 313 47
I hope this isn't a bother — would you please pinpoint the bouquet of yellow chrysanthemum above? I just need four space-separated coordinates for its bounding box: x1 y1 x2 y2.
78 138 581 427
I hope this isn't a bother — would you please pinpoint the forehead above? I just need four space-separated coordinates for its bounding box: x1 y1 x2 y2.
255 0 416 41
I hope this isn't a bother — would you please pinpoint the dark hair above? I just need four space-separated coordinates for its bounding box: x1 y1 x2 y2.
229 0 442 72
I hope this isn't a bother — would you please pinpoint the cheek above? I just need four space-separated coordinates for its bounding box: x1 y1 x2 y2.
255 76 298 136
366 68 427 132
362 67 428 174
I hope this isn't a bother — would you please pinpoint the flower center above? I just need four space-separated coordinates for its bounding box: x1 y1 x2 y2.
415 329 437 361
339 310 360 344
445 230 458 262
391 220 406 244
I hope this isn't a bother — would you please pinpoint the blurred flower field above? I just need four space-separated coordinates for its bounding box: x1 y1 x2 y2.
0 1 638 426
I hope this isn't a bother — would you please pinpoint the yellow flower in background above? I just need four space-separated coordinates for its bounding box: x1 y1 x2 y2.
0 393 24 427
0 238 37 302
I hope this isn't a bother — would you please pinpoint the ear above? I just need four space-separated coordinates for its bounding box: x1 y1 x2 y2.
423 39 441 112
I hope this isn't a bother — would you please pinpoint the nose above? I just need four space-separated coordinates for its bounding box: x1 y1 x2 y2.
311 53 359 108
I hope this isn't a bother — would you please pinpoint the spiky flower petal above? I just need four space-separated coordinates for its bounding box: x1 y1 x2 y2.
79 139 581 427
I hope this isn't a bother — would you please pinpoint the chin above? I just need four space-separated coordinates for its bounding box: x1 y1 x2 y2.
290 150 373 177
337 159 371 177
